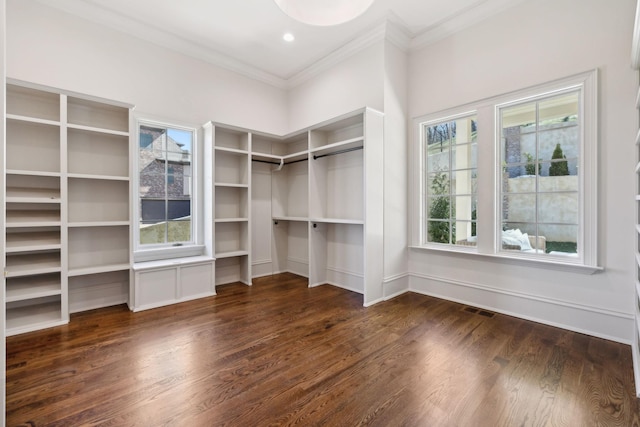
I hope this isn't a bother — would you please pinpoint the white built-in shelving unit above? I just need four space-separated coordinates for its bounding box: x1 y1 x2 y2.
209 126 251 285
204 108 384 304
3 80 132 335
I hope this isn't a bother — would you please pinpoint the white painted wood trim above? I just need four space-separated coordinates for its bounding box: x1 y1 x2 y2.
410 272 634 344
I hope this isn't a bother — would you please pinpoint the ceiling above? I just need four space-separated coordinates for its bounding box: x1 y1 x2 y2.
39 0 525 88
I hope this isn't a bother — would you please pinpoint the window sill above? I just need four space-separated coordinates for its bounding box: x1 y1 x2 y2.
133 244 206 263
409 245 604 275
133 254 214 271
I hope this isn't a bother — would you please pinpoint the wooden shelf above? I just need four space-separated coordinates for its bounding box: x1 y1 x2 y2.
7 84 60 122
216 146 249 155
67 96 129 133
6 274 62 302
6 187 61 203
68 221 130 228
67 123 128 137
6 208 61 227
310 136 364 158
6 114 60 127
68 264 131 277
6 300 63 336
67 173 129 182
283 151 309 163
309 218 364 225
5 251 61 277
6 119 61 174
215 218 249 223
215 127 249 151
6 169 60 178
273 216 308 222
68 178 129 223
215 182 249 188
6 230 61 253
215 250 249 259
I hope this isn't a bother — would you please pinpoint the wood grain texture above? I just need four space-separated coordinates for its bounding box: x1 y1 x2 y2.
6 273 640 426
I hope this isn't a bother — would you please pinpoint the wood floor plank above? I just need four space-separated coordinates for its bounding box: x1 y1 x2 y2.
6 273 640 426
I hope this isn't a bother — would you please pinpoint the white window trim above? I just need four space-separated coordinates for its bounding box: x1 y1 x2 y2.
410 70 601 274
133 115 205 263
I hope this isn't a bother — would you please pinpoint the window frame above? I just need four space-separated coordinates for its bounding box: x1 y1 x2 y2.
133 116 204 262
411 70 600 273
420 111 478 247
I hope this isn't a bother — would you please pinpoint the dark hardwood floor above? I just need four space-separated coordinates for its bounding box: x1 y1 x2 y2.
6 273 640 426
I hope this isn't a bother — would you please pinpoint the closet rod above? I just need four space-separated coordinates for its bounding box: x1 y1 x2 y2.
252 159 280 165
284 157 309 165
251 157 309 166
313 146 363 160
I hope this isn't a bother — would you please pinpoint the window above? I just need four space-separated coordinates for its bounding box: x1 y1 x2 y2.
413 70 598 271
499 90 580 257
135 119 202 261
423 114 478 246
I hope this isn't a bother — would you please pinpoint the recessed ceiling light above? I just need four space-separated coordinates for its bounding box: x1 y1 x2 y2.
283 33 295 42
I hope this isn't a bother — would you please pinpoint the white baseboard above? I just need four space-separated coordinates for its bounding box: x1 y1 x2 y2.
327 267 364 293
410 272 634 344
252 259 273 278
287 257 309 278
383 272 410 300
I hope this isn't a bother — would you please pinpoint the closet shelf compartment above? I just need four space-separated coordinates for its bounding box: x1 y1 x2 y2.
310 137 364 158
6 275 62 303
67 96 130 133
5 252 62 278
6 300 64 335
7 83 60 121
215 250 249 259
7 205 60 227
252 152 282 163
67 123 128 137
68 264 131 277
6 187 61 203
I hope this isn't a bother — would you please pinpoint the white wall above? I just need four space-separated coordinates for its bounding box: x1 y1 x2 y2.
287 42 385 131
6 0 288 133
382 40 409 299
408 0 638 343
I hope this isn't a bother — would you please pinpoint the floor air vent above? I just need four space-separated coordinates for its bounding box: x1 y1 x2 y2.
463 306 496 318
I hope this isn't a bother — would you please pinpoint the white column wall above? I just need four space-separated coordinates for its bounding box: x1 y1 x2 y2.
408 0 638 343
287 42 385 130
382 40 409 300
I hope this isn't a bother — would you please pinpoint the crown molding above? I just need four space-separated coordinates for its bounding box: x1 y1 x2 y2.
410 0 527 52
286 14 412 89
34 0 289 89
34 0 526 90
285 21 388 89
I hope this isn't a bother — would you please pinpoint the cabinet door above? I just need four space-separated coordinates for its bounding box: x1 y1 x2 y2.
180 263 214 298
136 268 177 308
